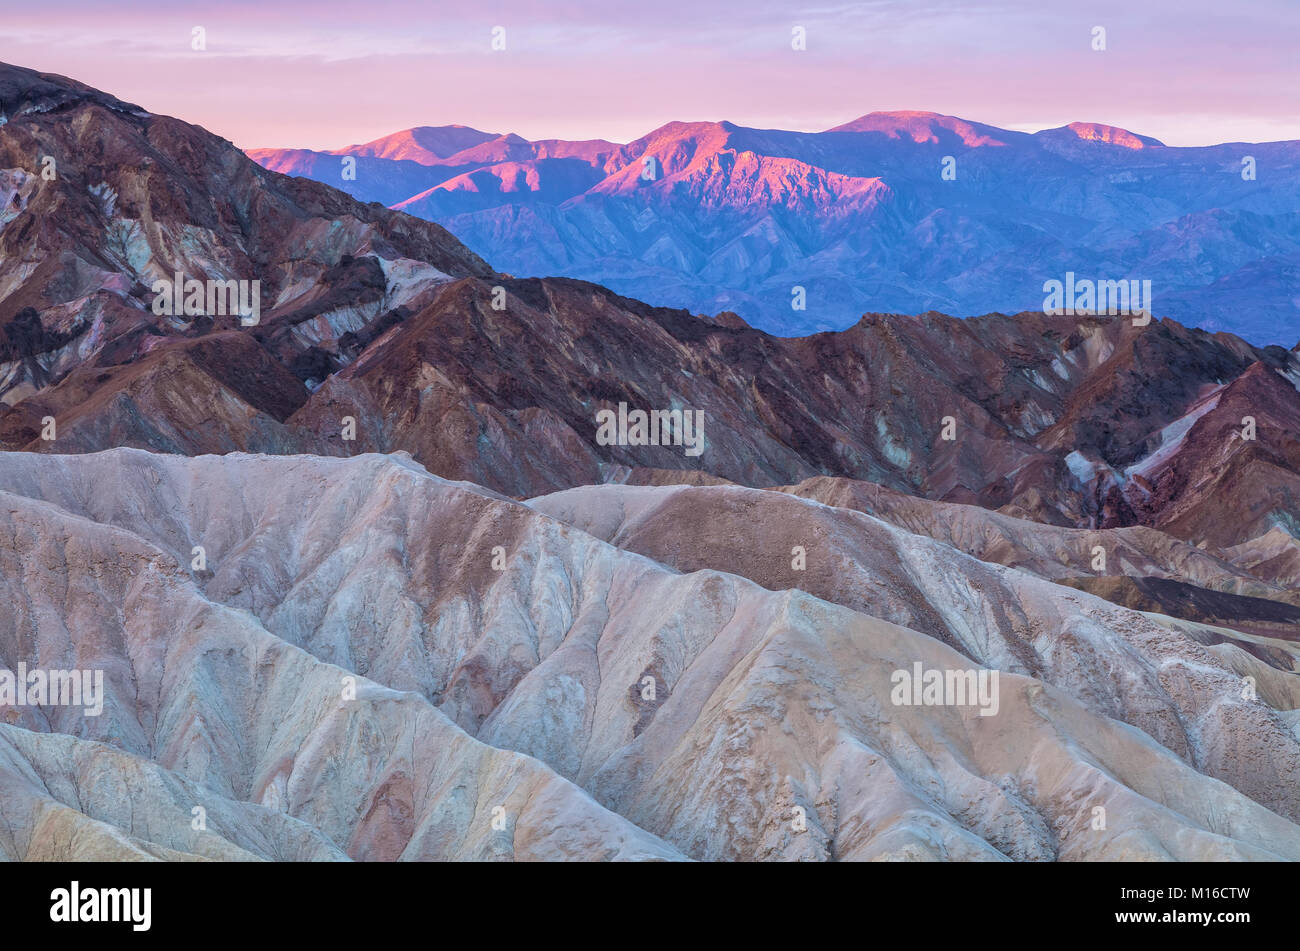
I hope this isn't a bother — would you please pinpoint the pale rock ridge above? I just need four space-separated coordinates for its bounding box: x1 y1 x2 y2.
1 449 1298 860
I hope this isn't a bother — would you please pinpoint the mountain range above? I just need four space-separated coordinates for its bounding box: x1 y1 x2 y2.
4 61 1300 861
250 114 1300 346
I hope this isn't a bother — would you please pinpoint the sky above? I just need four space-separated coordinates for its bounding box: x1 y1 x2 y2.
3 0 1298 150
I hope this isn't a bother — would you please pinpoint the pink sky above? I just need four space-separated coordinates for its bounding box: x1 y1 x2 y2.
4 0 1298 149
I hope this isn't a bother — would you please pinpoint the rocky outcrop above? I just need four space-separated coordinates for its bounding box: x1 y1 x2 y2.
0 61 492 423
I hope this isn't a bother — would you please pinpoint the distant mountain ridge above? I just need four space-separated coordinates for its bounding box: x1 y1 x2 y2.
250 113 1300 345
